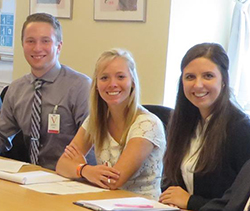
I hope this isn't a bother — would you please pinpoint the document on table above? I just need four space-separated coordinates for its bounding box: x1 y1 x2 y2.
21 181 109 195
0 158 29 173
73 197 179 210
0 170 69 185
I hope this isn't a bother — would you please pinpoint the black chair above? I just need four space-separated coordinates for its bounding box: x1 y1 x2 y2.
0 85 9 101
0 86 30 162
143 104 173 130
143 105 173 190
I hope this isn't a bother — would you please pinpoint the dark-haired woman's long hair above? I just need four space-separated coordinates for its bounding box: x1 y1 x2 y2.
163 43 237 185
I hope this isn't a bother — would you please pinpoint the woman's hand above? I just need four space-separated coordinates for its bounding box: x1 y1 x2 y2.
82 164 120 189
56 127 93 179
63 143 86 164
62 143 120 189
159 186 190 209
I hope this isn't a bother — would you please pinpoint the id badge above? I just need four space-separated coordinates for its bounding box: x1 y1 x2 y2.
48 114 60 134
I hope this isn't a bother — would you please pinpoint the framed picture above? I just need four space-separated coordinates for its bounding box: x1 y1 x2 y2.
94 0 147 22
29 0 73 19
0 0 15 57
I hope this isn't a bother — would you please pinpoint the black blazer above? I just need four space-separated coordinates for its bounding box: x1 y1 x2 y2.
163 109 250 211
190 111 250 210
200 159 250 211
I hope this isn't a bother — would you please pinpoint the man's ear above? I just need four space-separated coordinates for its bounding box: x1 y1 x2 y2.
57 41 63 54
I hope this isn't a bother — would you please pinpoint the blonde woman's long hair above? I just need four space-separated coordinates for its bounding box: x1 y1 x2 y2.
85 48 143 153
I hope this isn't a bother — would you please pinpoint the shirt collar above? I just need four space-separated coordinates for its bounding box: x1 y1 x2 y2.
196 114 212 136
29 61 62 84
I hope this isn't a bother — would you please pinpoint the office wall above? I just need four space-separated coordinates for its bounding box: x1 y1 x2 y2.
13 0 171 105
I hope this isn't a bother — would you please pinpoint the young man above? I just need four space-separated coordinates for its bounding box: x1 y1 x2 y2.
0 13 92 170
200 159 250 211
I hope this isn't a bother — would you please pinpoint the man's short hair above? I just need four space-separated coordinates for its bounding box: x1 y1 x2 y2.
21 13 62 43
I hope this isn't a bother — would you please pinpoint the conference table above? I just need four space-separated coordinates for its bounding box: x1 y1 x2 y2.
0 160 141 211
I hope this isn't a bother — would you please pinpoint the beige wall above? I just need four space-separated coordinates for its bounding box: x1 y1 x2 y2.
13 0 171 105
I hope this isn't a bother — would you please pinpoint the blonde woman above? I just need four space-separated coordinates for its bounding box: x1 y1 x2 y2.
56 49 166 199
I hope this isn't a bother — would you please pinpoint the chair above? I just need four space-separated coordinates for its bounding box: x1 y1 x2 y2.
142 104 173 129
143 105 173 191
0 85 9 101
0 86 30 162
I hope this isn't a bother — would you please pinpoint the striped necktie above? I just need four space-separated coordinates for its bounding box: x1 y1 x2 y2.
30 79 43 164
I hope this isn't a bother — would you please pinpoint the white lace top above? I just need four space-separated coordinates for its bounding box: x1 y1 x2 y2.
82 111 166 199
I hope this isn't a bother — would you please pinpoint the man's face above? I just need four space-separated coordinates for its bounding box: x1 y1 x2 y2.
22 22 62 77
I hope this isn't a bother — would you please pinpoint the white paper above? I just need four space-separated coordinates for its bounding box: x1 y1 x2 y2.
0 159 29 173
21 181 109 195
0 170 69 184
76 197 179 211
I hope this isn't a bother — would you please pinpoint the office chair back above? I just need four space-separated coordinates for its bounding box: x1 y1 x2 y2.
0 85 8 102
143 105 173 190
142 104 173 130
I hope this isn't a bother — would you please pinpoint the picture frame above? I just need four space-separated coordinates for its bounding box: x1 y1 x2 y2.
29 0 73 19
0 0 15 57
94 0 147 22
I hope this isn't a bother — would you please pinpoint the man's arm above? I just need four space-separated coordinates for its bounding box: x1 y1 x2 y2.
72 76 91 127
0 89 20 154
200 160 250 211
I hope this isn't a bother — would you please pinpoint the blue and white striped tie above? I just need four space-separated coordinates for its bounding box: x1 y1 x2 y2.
30 79 43 164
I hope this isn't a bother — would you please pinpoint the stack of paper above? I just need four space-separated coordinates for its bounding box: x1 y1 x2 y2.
0 170 69 185
0 158 29 173
21 181 109 195
74 197 180 210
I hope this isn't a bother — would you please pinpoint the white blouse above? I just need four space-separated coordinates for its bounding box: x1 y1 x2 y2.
82 111 166 199
181 116 210 194
244 197 250 211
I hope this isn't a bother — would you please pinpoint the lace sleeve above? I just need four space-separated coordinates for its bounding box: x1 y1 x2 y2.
127 113 165 148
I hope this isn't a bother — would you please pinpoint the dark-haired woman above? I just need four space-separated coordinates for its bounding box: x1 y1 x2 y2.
159 43 250 211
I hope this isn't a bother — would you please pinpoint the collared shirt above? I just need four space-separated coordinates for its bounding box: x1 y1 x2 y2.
0 62 91 170
181 116 211 194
